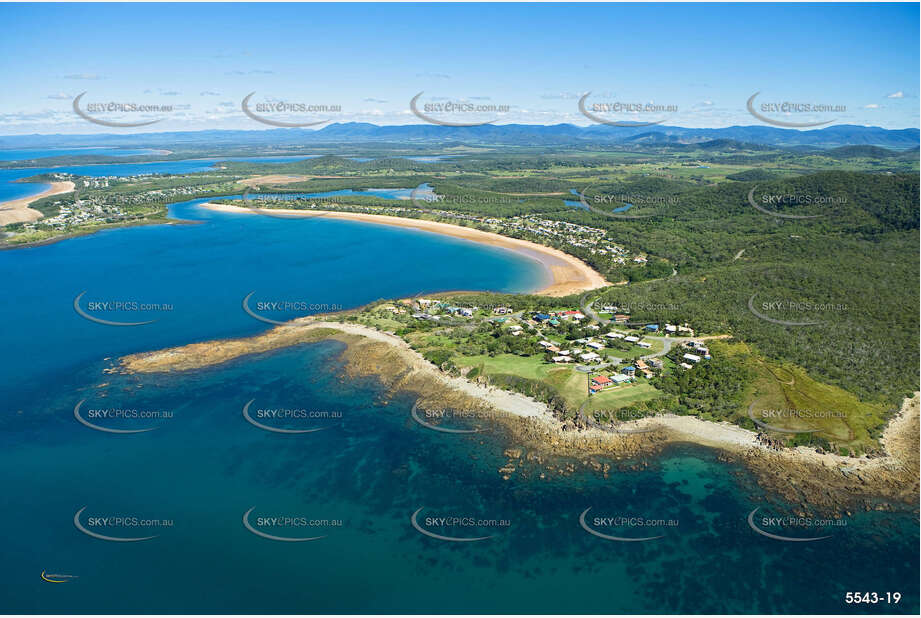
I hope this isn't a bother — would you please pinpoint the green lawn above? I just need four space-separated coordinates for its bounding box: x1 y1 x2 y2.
454 353 555 380
583 383 662 413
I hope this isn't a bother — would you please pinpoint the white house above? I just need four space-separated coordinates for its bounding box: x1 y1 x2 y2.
683 353 701 363
637 341 652 349
624 336 640 343
605 331 625 339
580 352 601 362
587 341 605 350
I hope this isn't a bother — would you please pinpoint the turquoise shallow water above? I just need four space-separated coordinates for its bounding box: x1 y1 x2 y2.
0 157 917 613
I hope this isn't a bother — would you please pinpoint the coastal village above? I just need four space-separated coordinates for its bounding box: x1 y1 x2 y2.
375 294 711 405
10 173 241 235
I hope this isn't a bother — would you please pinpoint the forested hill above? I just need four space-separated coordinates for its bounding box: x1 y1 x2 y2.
590 171 919 405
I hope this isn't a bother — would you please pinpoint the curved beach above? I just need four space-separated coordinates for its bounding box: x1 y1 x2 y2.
201 202 610 297
0 181 75 226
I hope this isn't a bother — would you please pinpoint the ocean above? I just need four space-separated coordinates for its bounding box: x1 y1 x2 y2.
0 157 917 614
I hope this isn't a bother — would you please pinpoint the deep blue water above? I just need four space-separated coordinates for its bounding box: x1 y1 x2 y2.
0 159 917 613
0 153 446 203
0 148 161 161
0 156 319 202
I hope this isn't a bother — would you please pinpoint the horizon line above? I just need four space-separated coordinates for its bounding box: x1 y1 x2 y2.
1 121 919 141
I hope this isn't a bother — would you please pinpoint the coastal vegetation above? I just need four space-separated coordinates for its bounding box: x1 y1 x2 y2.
2 142 917 459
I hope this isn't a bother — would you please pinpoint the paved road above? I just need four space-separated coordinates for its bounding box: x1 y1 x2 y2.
580 292 731 361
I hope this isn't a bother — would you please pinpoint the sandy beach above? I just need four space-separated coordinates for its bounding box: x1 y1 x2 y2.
0 181 75 226
202 201 610 296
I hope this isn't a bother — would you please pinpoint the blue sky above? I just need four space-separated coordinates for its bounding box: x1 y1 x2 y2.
0 2 917 134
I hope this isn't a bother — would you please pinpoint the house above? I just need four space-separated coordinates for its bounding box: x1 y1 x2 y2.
587 341 605 350
508 324 523 332
648 358 663 369
591 375 613 388
637 341 652 349
614 314 630 323
493 307 510 315
459 308 474 317
552 355 572 363
621 366 636 376
665 324 677 334
547 345 560 353
624 336 640 343
534 313 551 322
605 331 626 339
680 362 694 369
678 324 694 335
633 256 648 263
645 324 659 332
538 341 554 348
559 349 571 355
636 360 653 378
611 373 633 384
685 341 699 348
562 310 585 320
683 353 701 363
580 352 601 362
585 324 600 331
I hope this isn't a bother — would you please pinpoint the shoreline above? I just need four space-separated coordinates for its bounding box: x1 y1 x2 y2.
0 181 75 226
115 318 920 509
201 201 610 296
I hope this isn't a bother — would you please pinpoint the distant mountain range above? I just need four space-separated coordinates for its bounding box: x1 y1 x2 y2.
1 123 918 150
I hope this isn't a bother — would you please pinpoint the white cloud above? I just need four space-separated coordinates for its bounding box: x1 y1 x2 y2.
46 92 71 100
63 73 103 80
864 103 880 109
887 91 904 99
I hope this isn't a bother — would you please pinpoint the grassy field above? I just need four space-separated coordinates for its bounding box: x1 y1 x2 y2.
712 341 892 454
583 382 663 415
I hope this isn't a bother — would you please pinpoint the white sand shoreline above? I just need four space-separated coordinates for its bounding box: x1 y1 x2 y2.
118 318 919 479
201 201 610 296
0 181 75 226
